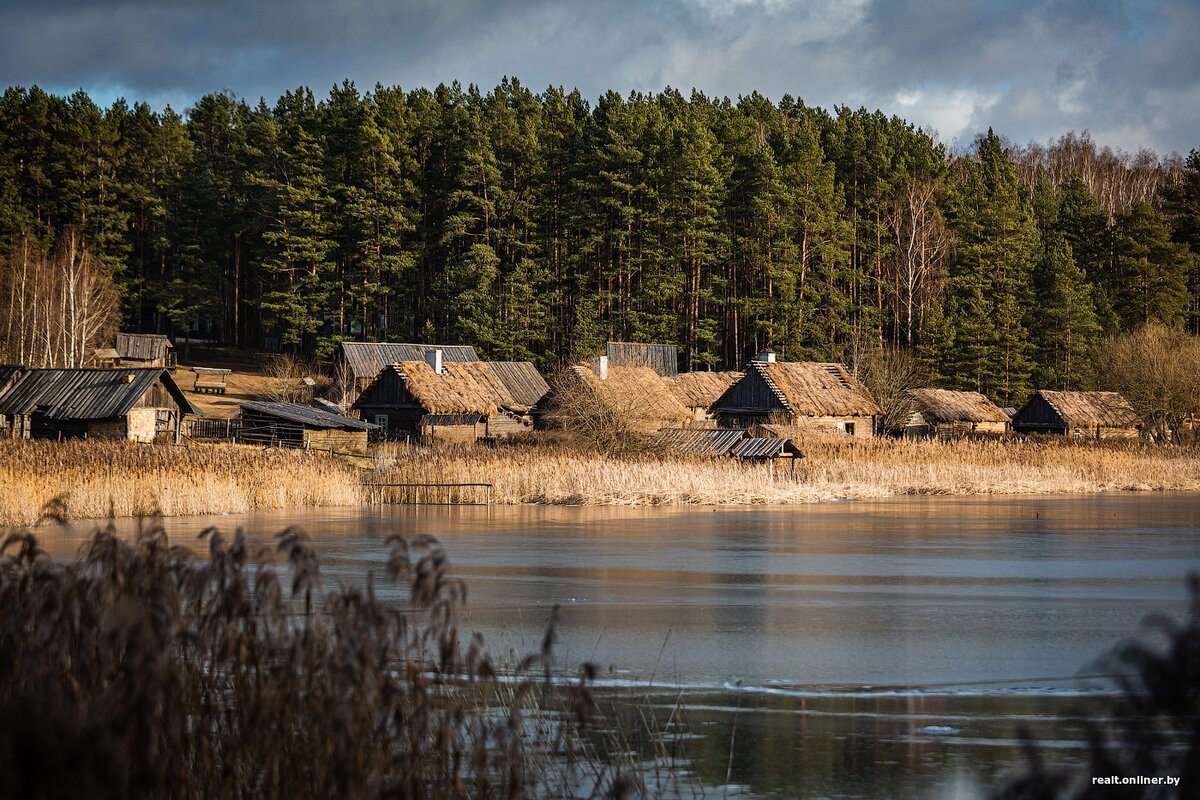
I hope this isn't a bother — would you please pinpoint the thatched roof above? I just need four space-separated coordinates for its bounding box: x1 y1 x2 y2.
336 341 479 380
0 368 195 419
665 371 743 409
486 361 549 407
569 365 691 424
1033 390 1142 429
908 388 1009 425
754 361 882 417
394 361 520 416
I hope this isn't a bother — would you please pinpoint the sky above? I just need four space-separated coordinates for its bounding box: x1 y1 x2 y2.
1 0 1197 155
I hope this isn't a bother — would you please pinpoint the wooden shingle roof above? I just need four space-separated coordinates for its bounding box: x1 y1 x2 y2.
240 401 376 430
665 370 743 409
1030 390 1142 429
336 341 479 380
485 361 549 407
907 388 1009 425
605 342 679 377
0 368 195 419
115 333 172 361
753 361 882 417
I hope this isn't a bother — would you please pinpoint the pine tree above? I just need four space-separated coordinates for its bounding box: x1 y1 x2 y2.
1032 235 1100 389
1111 201 1192 329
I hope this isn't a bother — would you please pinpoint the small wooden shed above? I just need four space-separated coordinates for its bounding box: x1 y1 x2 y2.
1012 391 1143 439
239 401 376 452
352 355 531 443
903 388 1010 438
665 371 744 421
714 358 882 437
115 333 176 368
0 368 195 442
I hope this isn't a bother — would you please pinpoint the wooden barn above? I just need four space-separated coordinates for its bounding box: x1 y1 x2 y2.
331 341 479 407
560 360 692 434
0 365 25 436
0 368 195 442
602 341 679 377
903 388 1010 438
665 370 744 421
115 333 176 368
352 352 531 443
1012 391 1143 439
714 357 882 437
239 401 376 452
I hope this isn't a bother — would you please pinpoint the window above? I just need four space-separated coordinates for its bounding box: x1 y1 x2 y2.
374 414 389 433
844 422 856 436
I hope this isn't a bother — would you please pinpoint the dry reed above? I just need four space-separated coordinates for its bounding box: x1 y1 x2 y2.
0 519 637 798
0 440 364 526
371 435 1200 506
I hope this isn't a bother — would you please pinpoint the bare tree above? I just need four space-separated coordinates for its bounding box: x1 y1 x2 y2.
262 353 319 403
1101 323 1200 443
859 346 926 434
888 178 950 345
0 230 119 367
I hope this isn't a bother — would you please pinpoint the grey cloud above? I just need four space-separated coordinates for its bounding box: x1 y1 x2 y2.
0 0 1195 153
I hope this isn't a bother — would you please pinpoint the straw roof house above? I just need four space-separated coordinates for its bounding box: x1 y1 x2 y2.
353 359 531 443
903 388 1010 437
1012 390 1143 439
561 363 691 434
665 371 743 420
331 341 480 405
714 359 882 437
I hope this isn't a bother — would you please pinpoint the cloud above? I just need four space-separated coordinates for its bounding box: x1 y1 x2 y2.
0 0 1195 154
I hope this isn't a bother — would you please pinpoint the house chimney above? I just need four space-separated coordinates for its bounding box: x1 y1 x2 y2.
424 348 444 375
598 355 609 381
756 352 776 363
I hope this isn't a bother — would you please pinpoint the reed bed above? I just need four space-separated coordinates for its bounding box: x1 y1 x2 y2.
371 435 1200 506
0 440 364 526
0 520 642 798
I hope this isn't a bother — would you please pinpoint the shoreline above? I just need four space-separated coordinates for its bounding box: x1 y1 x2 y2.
3 437 1200 526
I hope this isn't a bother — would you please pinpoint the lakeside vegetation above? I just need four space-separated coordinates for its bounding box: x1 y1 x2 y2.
3 436 1200 526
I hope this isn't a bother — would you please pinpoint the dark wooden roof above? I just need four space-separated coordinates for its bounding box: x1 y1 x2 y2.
485 361 549 407
654 428 747 455
0 365 23 395
718 361 882 418
0 368 195 419
240 401 376 430
115 333 173 361
336 341 479 380
732 437 803 459
606 342 678 377
665 370 743 408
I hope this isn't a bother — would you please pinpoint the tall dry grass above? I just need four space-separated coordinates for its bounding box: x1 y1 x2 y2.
371 435 1200 506
0 440 364 526
0 520 638 798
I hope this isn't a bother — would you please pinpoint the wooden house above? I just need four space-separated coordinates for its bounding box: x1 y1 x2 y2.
903 388 1010 438
331 341 479 407
714 357 882 437
1012 391 1143 439
0 368 195 442
352 352 531 443
239 401 376 452
560 360 692 434
0 365 24 436
665 370 743 421
602 341 679 377
115 333 176 368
